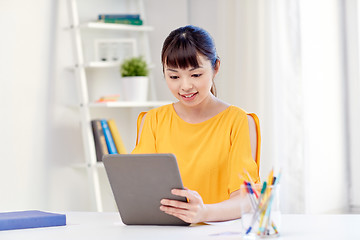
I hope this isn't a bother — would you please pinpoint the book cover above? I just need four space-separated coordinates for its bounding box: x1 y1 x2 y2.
107 119 127 154
0 210 66 231
91 120 109 162
100 120 118 154
98 14 140 20
99 18 143 26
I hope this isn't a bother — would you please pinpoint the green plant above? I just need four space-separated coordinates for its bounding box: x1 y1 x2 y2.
120 56 149 77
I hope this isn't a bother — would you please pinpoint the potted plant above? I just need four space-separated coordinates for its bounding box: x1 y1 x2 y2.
120 56 149 101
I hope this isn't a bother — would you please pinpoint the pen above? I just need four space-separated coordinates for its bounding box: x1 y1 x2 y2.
243 168 255 186
264 176 279 234
258 172 281 235
258 194 274 234
246 181 259 200
266 169 274 196
256 181 267 207
244 181 257 210
256 170 273 234
256 201 268 234
245 181 267 234
272 176 276 185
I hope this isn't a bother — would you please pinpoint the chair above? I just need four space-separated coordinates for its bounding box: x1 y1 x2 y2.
247 113 261 171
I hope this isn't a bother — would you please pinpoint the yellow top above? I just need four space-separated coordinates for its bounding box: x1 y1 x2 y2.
132 104 260 204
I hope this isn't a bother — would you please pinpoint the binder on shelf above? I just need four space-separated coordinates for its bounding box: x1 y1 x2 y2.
100 120 118 154
91 120 109 162
99 18 143 25
98 14 141 20
0 210 66 231
108 119 127 154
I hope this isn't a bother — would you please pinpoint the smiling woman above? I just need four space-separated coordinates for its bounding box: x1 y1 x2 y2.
131 25 260 224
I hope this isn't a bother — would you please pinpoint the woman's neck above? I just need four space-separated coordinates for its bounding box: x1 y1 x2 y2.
174 95 229 124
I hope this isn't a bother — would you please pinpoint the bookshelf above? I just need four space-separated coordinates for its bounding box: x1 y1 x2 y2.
67 0 170 211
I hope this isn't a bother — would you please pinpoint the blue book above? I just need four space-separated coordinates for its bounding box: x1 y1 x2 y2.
0 210 66 231
98 14 140 20
100 119 118 154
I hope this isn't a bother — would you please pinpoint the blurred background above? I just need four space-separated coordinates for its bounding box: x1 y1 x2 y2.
0 0 359 214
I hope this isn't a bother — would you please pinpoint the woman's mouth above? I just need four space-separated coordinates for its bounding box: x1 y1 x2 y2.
180 92 198 101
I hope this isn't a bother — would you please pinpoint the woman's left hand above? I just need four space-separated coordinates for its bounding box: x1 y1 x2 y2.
160 188 207 224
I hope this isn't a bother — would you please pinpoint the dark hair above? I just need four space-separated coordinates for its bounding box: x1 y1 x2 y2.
161 25 219 96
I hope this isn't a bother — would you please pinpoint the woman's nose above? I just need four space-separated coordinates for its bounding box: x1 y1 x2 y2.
180 78 193 91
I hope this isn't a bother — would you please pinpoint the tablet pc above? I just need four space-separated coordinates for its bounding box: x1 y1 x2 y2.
103 153 190 226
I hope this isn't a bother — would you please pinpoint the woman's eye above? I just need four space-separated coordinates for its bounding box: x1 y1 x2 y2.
169 76 179 79
192 74 202 78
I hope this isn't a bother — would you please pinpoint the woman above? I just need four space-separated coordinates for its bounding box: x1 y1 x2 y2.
132 25 260 223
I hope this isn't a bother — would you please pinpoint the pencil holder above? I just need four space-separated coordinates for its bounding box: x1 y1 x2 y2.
240 182 281 239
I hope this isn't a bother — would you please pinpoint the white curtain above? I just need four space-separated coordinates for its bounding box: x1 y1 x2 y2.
269 0 305 213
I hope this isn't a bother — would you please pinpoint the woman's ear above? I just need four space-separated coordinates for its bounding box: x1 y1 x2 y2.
213 59 220 75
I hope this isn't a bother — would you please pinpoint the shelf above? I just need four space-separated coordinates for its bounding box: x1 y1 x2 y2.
85 61 120 68
66 63 155 70
79 22 154 31
83 62 155 69
89 101 172 108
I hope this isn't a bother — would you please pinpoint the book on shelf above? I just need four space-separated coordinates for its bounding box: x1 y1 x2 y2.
100 119 118 154
91 120 109 162
108 119 127 154
95 95 120 103
0 210 66 231
98 14 141 20
98 18 143 25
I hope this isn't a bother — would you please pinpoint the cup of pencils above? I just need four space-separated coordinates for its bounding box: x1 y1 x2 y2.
240 171 281 238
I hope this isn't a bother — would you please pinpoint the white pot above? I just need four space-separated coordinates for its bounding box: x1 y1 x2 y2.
121 76 149 102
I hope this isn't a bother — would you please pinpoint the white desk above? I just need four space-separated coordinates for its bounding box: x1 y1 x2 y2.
0 212 359 240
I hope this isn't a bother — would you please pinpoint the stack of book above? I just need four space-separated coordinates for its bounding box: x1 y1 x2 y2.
91 119 127 162
98 14 143 26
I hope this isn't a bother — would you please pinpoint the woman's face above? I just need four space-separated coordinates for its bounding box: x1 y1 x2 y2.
164 54 219 107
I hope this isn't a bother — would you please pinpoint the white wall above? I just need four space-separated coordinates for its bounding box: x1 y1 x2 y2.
0 0 53 211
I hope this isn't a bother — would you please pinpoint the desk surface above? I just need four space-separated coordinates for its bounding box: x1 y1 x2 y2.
0 212 359 240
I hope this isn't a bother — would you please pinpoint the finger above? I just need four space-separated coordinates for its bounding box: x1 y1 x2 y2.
160 205 194 220
160 199 189 209
171 189 199 202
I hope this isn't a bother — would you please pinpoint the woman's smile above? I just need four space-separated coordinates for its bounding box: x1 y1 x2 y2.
180 92 198 101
